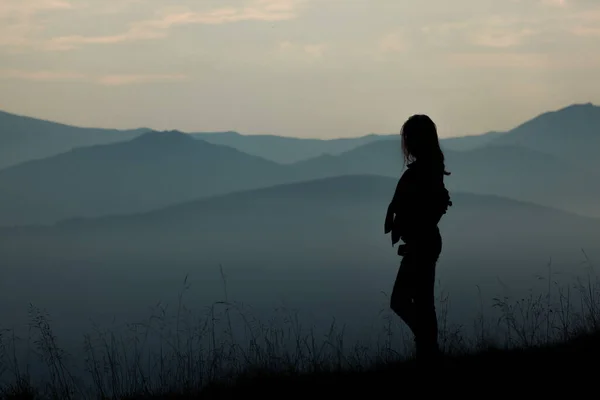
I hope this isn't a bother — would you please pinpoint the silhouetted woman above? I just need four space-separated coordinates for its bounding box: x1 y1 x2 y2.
384 114 452 361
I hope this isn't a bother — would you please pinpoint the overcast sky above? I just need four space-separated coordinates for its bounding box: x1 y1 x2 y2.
0 0 599 138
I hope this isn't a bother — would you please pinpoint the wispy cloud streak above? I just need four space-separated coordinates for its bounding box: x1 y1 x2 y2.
0 69 188 85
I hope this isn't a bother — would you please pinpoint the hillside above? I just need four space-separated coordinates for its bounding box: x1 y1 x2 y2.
3 327 597 398
0 130 300 226
192 130 506 164
440 130 506 151
191 103 600 166
189 331 600 397
2 103 599 227
490 103 600 173
293 140 600 217
0 110 149 170
2 102 598 170
192 131 395 163
0 109 504 170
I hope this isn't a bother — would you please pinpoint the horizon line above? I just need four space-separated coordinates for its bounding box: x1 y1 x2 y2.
1 101 596 141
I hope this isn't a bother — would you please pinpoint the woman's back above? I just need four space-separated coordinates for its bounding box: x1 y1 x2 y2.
384 114 452 245
387 159 451 244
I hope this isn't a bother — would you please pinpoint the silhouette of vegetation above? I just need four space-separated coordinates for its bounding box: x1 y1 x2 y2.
1 253 598 399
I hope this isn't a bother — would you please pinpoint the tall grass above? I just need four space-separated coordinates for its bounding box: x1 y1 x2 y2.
1 253 599 399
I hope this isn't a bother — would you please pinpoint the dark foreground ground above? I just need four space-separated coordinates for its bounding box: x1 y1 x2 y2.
124 331 599 399
3 331 597 399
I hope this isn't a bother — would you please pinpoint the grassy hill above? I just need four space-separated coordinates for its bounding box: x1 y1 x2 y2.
195 330 600 397
2 266 599 399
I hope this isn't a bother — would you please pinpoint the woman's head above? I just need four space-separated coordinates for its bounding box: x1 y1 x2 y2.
401 114 450 175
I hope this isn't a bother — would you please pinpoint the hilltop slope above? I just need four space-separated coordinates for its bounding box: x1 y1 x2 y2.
0 110 148 169
0 130 298 226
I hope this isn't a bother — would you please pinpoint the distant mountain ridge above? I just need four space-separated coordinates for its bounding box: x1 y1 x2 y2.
53 174 598 228
5 175 599 264
0 110 151 170
0 131 302 226
292 139 600 217
489 102 600 172
2 102 597 168
191 131 397 164
0 102 598 226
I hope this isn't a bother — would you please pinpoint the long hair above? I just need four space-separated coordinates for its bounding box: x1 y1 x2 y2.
401 114 450 176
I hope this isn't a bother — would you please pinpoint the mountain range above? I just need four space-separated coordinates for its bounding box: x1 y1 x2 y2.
1 103 599 226
8 103 596 169
0 103 598 227
491 103 600 172
292 139 600 217
0 110 149 170
191 131 394 164
0 130 303 225
1 109 494 169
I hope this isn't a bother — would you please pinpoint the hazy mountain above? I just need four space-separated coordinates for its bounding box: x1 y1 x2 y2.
0 110 150 170
192 103 600 165
293 140 600 217
0 130 302 226
42 174 600 252
191 130 508 164
0 109 500 172
2 175 598 351
2 102 598 227
490 103 600 172
441 131 505 151
3 126 599 228
192 131 396 164
3 102 597 171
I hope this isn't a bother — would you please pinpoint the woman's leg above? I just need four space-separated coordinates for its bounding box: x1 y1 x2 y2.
413 257 439 358
390 250 418 335
413 234 443 359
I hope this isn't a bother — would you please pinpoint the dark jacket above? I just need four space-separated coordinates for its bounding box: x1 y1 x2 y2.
384 160 452 246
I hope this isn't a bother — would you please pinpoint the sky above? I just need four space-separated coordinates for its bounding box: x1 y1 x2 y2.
0 0 599 139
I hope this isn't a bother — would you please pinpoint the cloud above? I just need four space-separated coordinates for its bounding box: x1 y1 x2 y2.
44 0 301 51
422 16 541 49
0 22 44 48
0 69 188 85
571 26 600 36
0 69 86 82
0 0 73 50
541 0 567 6
567 7 600 36
277 40 328 61
0 0 308 52
83 0 144 15
470 27 539 48
446 50 600 70
446 53 551 69
303 43 327 58
420 1 600 49
378 32 409 53
97 74 188 86
0 0 72 17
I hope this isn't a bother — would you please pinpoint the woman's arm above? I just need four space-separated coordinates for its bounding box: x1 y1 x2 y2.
384 170 413 240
